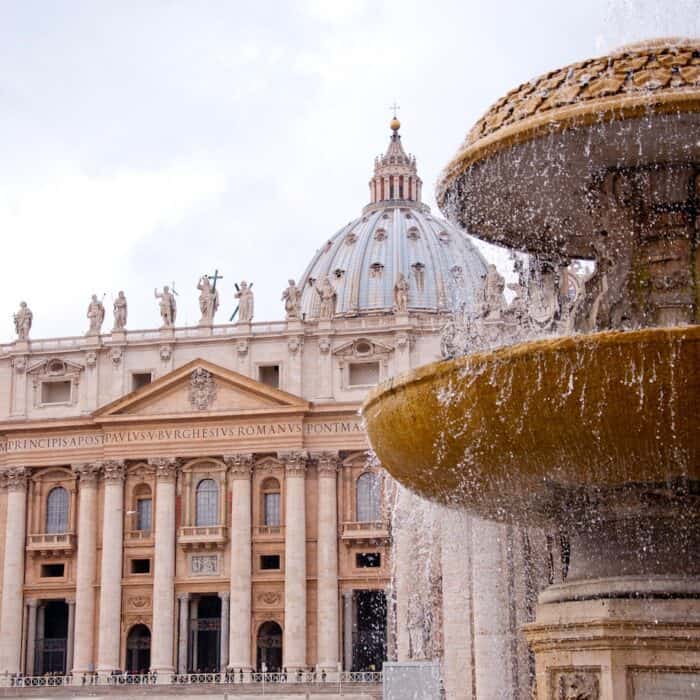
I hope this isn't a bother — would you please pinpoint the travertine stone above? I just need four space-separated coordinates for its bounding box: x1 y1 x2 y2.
0 468 28 674
150 457 179 675
282 451 308 670
72 462 101 672
224 454 253 670
97 460 125 675
315 452 339 672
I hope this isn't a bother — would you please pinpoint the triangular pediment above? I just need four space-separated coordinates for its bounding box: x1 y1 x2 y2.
95 359 309 419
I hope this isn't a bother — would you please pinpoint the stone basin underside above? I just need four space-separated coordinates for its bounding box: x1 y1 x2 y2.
363 326 699 524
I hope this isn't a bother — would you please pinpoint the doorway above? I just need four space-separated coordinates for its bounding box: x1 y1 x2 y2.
353 590 387 671
191 595 221 672
36 600 68 675
256 621 282 672
125 624 151 674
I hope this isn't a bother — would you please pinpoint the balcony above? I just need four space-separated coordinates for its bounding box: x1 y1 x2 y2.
26 532 76 557
178 525 227 551
341 520 390 547
125 529 153 545
254 525 284 541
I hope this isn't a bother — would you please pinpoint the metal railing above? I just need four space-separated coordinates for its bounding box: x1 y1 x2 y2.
3 670 383 688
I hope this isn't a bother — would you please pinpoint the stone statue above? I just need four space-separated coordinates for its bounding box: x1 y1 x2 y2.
235 281 254 323
112 291 128 330
155 285 177 327
197 275 219 325
86 294 106 335
393 272 410 313
315 276 337 320
527 259 560 329
557 671 599 700
282 279 302 319
481 264 506 320
13 301 32 340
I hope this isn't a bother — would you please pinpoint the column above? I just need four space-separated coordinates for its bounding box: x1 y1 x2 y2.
72 463 100 673
150 457 179 679
471 518 512 698
25 600 38 676
0 467 28 674
342 591 353 671
283 452 307 671
393 486 413 661
177 594 189 674
225 454 253 671
66 599 76 674
315 453 339 673
96 461 126 676
441 508 474 700
219 592 230 672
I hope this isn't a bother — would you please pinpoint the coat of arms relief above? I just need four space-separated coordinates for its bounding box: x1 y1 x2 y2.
188 368 217 410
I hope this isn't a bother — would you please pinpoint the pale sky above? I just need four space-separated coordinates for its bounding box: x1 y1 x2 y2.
1 0 699 339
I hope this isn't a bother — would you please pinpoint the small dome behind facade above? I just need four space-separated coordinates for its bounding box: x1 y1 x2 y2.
299 121 488 318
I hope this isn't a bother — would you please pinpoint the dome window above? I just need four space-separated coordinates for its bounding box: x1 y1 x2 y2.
411 262 426 291
369 262 384 278
307 277 317 288
333 268 345 279
407 227 420 240
374 228 387 241
323 240 333 253
439 231 450 244
405 212 413 219
345 232 358 245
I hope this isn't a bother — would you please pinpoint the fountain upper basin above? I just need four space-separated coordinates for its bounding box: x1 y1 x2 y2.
362 326 699 525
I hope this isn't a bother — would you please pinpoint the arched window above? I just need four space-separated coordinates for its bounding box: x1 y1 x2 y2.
262 478 281 527
356 472 381 522
195 479 219 527
46 486 69 533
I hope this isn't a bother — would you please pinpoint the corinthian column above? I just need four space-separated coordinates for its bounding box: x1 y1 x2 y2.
314 452 339 673
150 457 179 679
224 454 253 671
72 462 101 673
96 460 125 676
282 451 308 671
0 468 28 675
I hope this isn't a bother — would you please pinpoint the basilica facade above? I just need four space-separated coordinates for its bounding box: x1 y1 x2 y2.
0 120 487 684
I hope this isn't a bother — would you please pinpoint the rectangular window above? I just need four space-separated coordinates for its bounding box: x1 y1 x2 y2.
41 381 71 404
130 558 151 574
259 365 280 389
136 498 152 531
132 372 152 392
264 493 281 527
348 362 380 387
40 563 65 578
356 552 381 568
260 554 281 570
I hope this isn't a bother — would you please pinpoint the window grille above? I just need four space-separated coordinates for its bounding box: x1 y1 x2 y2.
264 493 281 527
46 487 69 534
195 479 219 526
356 472 381 522
136 498 152 531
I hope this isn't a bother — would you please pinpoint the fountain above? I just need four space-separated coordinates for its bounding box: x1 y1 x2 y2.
363 39 700 698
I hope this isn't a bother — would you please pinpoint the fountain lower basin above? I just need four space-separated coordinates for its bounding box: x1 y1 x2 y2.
363 326 699 524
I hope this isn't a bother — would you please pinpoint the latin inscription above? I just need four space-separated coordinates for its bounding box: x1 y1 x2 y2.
0 420 363 454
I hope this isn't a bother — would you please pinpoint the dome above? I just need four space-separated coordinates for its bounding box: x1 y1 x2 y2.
298 121 488 318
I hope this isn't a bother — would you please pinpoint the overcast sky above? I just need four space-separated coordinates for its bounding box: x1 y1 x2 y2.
1 0 699 339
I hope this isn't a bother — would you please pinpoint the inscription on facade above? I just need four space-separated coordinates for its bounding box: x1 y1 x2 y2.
0 420 363 454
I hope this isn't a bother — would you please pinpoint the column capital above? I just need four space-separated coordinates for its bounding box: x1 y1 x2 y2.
279 451 308 476
2 467 29 492
223 453 253 478
72 462 102 486
218 591 230 601
177 592 190 603
149 456 181 481
103 459 126 482
312 451 340 476
26 598 39 609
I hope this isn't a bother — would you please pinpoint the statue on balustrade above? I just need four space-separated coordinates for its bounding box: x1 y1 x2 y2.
236 281 254 323
197 275 220 325
113 291 128 330
13 301 33 340
282 279 302 319
315 276 337 320
86 294 106 335
155 285 177 327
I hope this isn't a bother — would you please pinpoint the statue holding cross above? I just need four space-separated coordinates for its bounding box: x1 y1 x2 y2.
197 269 222 326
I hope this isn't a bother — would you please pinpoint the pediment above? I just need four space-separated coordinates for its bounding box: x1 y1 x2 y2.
332 338 394 359
95 359 309 418
27 357 84 377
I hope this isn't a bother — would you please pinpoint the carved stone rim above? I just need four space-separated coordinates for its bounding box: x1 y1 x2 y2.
436 39 700 209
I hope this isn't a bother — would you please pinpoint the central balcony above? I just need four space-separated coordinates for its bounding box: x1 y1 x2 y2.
26 532 76 557
178 525 228 551
341 520 389 547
